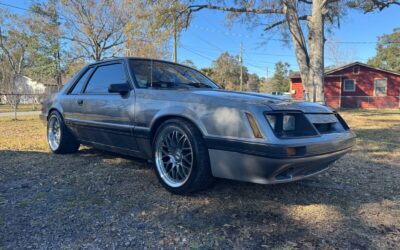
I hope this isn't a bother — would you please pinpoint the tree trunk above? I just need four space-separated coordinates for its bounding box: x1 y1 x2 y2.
283 0 326 103
307 0 325 103
14 103 17 120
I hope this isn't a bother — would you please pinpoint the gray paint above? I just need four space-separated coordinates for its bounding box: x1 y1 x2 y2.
40 57 356 184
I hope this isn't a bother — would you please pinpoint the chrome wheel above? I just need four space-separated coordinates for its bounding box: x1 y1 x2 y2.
155 127 193 187
48 116 61 151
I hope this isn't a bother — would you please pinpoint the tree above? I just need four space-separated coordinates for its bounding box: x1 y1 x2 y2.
180 59 196 68
0 10 37 119
28 0 64 89
200 67 214 77
211 52 248 90
184 0 399 103
123 1 174 59
368 28 400 72
258 77 269 93
326 37 357 67
246 73 260 92
140 0 190 61
269 62 291 92
60 0 135 61
59 0 185 61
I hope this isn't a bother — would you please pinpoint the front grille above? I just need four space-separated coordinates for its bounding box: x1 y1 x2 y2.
313 122 334 134
265 112 349 138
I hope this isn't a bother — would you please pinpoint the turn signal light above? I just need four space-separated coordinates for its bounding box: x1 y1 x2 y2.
245 113 263 138
287 147 297 156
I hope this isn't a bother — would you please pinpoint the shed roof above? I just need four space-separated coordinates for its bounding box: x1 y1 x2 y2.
289 62 400 79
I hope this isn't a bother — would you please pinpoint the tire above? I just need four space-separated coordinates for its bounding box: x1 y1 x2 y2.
47 111 80 154
152 118 214 194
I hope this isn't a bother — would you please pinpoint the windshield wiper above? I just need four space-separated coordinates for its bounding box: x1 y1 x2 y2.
186 82 213 88
147 81 185 89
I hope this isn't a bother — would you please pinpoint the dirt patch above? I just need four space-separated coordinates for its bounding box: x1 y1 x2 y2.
0 111 399 249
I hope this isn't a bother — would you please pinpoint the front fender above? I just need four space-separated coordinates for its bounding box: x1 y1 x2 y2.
151 104 254 140
150 105 208 135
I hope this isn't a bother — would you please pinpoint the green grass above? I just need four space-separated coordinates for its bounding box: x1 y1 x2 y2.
0 104 42 113
32 192 48 201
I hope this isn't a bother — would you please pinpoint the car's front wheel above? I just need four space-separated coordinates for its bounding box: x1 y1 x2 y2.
153 119 214 194
47 111 80 154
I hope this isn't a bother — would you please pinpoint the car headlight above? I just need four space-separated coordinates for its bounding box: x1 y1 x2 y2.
265 112 318 138
266 115 276 130
283 115 295 131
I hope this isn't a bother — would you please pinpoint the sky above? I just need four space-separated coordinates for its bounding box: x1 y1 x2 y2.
1 0 399 77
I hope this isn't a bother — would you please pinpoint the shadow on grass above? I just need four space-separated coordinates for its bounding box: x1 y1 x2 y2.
1 148 399 248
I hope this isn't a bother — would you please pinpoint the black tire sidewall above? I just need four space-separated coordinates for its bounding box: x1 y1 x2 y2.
47 111 79 154
152 119 210 194
47 112 64 153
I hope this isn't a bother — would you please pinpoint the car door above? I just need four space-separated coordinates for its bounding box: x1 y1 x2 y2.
62 67 95 137
73 61 137 151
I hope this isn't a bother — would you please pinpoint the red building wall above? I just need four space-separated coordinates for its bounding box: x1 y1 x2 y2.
291 64 400 109
324 76 341 109
291 78 303 100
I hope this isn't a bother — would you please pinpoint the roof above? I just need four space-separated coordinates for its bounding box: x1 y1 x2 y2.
90 57 187 68
325 61 400 76
290 61 400 79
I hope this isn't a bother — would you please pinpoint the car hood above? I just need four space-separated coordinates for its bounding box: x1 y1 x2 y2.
192 89 332 113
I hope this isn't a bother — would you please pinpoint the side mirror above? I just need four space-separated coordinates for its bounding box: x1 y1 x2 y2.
108 83 130 94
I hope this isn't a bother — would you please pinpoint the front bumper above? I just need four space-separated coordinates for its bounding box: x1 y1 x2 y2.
206 132 355 184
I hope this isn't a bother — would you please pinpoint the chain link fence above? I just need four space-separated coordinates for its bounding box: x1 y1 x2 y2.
0 93 48 116
325 96 400 109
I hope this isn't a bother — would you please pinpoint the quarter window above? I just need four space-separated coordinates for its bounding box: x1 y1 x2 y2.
69 68 94 95
343 79 356 92
84 63 126 94
374 78 387 96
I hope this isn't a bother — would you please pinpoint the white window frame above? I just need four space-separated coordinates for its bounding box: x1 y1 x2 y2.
374 78 387 97
353 66 360 74
343 79 356 92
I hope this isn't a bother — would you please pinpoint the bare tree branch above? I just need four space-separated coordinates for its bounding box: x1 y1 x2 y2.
299 0 313 4
187 4 284 14
264 15 310 31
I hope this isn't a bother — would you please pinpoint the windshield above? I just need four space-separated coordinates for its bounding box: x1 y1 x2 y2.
129 59 219 89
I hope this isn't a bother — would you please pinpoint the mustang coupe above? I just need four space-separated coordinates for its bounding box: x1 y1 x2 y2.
40 58 356 194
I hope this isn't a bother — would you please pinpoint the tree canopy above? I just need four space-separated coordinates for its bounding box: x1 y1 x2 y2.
211 52 249 90
368 28 400 72
183 0 400 103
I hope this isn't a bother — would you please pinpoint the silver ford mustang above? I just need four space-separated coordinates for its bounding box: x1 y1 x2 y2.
40 57 356 194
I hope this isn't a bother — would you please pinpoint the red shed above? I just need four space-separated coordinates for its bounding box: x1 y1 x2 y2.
290 62 400 109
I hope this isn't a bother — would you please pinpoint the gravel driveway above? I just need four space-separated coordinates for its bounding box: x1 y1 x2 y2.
0 112 399 249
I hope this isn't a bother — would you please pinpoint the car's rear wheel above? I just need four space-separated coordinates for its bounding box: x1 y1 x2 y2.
153 119 214 194
47 111 80 154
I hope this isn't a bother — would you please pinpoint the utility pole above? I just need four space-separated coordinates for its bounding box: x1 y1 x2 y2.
172 6 177 63
266 67 269 79
239 42 243 91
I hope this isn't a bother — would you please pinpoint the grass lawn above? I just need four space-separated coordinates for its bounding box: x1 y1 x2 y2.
0 110 399 249
0 104 42 113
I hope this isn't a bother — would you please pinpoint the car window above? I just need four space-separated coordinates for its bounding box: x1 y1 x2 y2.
129 60 218 89
69 68 94 95
84 63 126 94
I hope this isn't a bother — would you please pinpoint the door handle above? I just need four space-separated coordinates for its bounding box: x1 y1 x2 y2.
77 99 83 105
